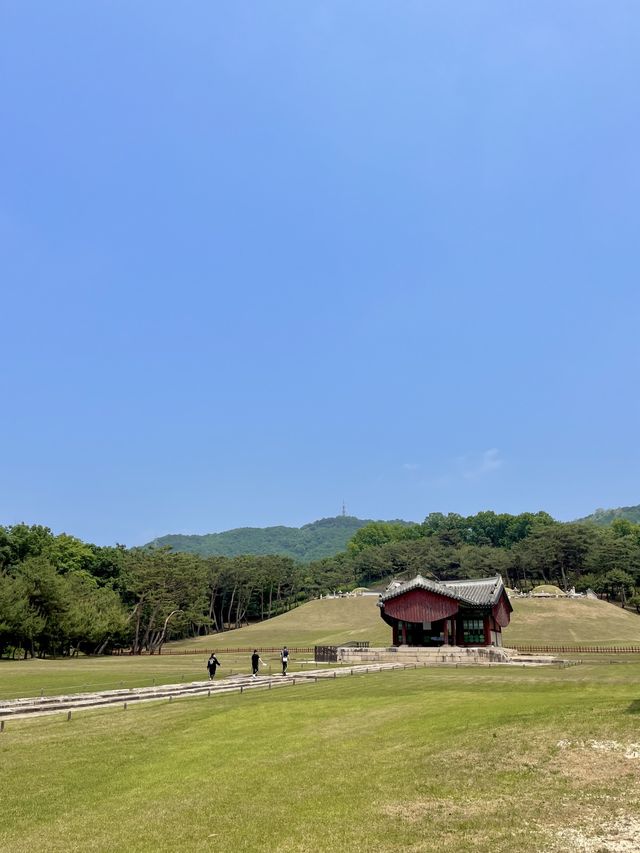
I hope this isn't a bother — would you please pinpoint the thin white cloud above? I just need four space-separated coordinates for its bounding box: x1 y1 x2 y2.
420 449 504 489
459 448 503 480
402 462 421 471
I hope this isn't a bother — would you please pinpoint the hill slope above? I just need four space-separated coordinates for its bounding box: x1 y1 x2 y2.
170 595 640 650
171 596 389 648
576 504 640 526
502 598 640 646
147 516 412 562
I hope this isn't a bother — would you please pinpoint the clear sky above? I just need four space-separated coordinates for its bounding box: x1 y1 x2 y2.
2 2 639 546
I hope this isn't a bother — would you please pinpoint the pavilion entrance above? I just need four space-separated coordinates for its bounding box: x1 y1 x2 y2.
397 618 457 647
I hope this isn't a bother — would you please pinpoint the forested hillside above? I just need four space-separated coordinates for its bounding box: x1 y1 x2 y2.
147 516 411 561
576 504 640 526
3 510 640 660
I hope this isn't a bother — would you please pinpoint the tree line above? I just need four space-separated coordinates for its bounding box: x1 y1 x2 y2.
322 511 640 608
0 525 304 658
2 510 640 658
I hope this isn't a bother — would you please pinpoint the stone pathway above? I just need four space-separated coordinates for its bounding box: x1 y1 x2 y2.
0 656 571 723
0 662 417 721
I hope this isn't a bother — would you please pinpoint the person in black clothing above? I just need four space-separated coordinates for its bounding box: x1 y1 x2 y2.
207 653 220 680
280 646 289 676
251 650 264 677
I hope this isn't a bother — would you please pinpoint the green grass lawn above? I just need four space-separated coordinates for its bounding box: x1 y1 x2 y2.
2 662 640 852
0 652 326 700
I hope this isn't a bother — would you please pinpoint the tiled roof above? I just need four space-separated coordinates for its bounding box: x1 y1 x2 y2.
379 574 506 608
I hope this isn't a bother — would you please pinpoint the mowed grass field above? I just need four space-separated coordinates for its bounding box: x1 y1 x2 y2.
2 662 640 852
504 597 640 647
171 595 390 649
1 595 639 700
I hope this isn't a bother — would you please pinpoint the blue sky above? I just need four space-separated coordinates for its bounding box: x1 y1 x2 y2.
2 2 639 545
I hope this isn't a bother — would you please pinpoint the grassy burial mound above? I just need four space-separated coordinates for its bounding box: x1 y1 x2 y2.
171 594 390 649
2 662 640 852
175 592 640 651
530 584 565 596
503 597 640 647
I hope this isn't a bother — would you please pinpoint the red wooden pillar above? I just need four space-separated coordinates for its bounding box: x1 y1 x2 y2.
401 623 407 645
443 619 449 645
483 616 492 646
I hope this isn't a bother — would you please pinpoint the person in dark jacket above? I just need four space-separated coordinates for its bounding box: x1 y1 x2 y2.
280 646 289 676
251 650 264 677
207 653 220 680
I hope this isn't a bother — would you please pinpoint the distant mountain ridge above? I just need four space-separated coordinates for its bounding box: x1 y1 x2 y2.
147 505 640 559
146 516 414 562
576 504 640 526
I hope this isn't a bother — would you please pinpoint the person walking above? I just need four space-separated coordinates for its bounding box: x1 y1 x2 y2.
207 653 220 680
251 649 264 677
280 646 289 676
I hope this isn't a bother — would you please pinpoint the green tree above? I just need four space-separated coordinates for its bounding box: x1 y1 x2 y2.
3 523 54 564
59 571 127 654
4 556 68 657
347 522 421 555
628 594 640 614
600 569 635 605
124 549 208 653
44 533 95 574
516 523 597 590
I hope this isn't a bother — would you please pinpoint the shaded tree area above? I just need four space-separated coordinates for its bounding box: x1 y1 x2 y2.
3 510 640 657
0 524 306 658
309 512 640 603
0 526 127 658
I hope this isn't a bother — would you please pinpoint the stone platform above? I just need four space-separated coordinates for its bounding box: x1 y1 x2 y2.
337 645 561 666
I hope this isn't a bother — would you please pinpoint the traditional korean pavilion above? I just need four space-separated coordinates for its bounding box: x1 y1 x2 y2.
378 574 512 647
